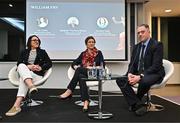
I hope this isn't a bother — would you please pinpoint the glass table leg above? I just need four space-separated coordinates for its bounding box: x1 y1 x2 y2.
88 79 113 119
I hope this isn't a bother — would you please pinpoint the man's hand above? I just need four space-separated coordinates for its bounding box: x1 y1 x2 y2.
128 73 141 85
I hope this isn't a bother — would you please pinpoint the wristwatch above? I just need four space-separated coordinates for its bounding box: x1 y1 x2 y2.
140 74 144 79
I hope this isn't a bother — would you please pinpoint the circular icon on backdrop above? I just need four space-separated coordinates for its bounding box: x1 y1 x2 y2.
67 17 79 28
37 17 48 28
97 17 109 29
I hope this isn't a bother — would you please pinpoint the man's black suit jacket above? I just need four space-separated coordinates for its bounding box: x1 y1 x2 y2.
127 38 165 78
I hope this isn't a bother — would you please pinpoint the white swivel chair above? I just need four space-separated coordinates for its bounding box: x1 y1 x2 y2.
67 66 108 106
133 59 174 111
8 66 52 106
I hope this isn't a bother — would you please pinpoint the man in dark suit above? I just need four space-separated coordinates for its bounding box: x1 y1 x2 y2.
116 24 165 116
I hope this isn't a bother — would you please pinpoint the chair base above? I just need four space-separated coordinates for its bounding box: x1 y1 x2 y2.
88 111 113 119
21 99 43 107
75 99 98 106
148 102 164 111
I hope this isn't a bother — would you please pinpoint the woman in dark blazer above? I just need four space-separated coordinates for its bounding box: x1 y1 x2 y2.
59 36 105 112
6 35 52 116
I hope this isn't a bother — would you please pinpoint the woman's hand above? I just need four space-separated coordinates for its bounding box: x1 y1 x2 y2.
86 66 93 69
33 65 42 71
27 64 42 71
27 64 34 71
74 65 80 70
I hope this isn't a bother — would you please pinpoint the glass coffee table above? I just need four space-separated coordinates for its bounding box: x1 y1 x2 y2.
82 74 127 120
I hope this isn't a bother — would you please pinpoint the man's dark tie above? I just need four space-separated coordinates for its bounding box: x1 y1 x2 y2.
138 44 145 74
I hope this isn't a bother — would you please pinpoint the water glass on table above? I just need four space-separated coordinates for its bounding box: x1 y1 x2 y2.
87 68 97 79
105 68 112 80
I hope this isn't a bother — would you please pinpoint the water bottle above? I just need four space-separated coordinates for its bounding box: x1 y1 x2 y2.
92 62 97 79
99 62 105 79
105 68 111 80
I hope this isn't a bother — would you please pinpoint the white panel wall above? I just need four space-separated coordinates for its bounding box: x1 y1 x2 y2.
0 62 128 92
0 62 179 92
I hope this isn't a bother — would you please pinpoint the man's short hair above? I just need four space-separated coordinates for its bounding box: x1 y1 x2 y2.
138 24 149 29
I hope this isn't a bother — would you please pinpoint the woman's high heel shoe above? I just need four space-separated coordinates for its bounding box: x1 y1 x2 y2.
82 107 88 113
59 94 72 100
82 102 89 113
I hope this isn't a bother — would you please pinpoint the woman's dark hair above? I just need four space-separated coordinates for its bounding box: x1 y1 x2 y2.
27 35 41 50
85 36 96 45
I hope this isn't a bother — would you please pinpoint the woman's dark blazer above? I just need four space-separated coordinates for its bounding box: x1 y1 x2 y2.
127 38 165 78
17 48 52 76
71 50 105 69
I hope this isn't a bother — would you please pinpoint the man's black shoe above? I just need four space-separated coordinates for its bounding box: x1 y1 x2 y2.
135 104 148 116
129 105 137 112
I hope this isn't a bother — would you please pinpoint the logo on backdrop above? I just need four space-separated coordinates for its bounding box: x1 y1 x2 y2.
97 17 108 29
37 17 48 28
67 17 79 28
